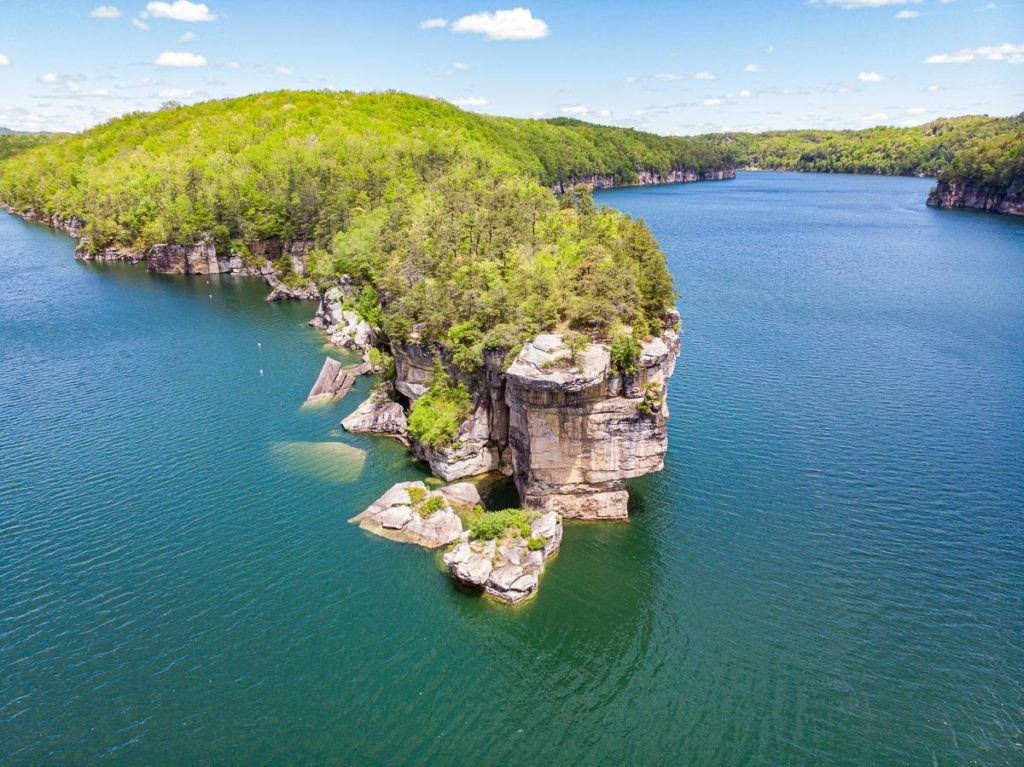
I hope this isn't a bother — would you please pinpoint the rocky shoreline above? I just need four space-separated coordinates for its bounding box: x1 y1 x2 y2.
926 180 1024 216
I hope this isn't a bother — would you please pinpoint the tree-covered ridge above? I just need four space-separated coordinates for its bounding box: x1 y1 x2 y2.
0 133 53 163
706 114 1023 177
0 90 684 350
934 129 1024 198
0 90 729 252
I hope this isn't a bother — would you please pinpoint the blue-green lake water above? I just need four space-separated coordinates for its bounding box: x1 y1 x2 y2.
1 172 1022 765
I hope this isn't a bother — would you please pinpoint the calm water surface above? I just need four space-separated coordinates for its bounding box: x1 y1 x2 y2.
1 172 1022 765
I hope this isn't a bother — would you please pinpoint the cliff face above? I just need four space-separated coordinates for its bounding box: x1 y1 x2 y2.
927 180 1024 216
387 314 681 519
551 167 735 194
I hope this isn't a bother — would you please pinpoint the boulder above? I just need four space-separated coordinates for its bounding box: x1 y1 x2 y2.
266 275 319 302
437 482 482 510
350 481 463 548
328 310 377 353
306 357 356 402
341 387 408 437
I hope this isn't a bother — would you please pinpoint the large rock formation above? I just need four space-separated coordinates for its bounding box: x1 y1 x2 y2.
503 324 679 519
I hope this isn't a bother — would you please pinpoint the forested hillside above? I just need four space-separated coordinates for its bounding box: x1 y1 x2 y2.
0 91 706 354
0 133 52 162
705 115 1022 177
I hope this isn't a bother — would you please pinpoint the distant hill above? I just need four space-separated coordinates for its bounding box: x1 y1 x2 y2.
701 115 1022 177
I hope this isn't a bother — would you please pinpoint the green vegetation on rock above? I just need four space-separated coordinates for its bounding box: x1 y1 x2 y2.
468 508 532 541
406 369 473 449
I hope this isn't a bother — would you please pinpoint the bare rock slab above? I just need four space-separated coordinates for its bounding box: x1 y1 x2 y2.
306 357 355 403
350 481 462 549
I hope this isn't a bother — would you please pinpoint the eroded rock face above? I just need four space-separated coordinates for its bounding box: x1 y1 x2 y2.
503 319 680 519
306 357 355 402
350 481 462 548
443 511 563 603
146 242 229 274
328 310 377 354
551 167 735 194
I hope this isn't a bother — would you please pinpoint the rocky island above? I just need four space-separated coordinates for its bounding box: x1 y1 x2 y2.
0 91 715 604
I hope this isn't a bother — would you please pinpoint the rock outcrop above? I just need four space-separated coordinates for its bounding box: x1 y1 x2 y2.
266 274 320 301
306 357 355 403
341 385 408 437
410 394 502 481
551 167 735 194
443 511 562 603
927 180 1024 216
350 481 463 548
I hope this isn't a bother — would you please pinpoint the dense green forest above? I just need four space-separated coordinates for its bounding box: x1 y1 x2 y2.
932 128 1024 200
704 114 1023 176
0 133 53 162
0 91 698 353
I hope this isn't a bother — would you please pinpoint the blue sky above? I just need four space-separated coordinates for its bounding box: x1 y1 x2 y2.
0 0 1021 133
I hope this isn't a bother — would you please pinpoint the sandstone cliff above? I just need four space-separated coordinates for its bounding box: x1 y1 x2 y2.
926 180 1024 216
551 167 735 194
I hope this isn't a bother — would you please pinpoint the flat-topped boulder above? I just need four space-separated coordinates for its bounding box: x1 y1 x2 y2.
342 386 408 437
350 481 462 548
306 358 355 403
444 511 562 604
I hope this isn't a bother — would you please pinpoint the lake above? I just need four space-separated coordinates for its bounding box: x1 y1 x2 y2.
1 172 1021 765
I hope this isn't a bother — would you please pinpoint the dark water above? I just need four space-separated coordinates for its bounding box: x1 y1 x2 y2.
1 172 1022 765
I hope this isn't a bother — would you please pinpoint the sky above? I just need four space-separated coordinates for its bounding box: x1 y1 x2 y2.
0 0 1021 134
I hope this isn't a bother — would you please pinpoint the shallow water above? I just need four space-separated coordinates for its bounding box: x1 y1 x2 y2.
1 172 1021 765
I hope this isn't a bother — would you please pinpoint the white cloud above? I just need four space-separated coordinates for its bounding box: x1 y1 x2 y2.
420 17 448 29
903 106 927 114
743 63 763 72
925 43 1024 64
738 89 753 97
274 66 293 75
858 71 888 81
132 17 150 30
860 111 888 123
700 97 722 106
694 71 717 80
531 111 545 117
146 1 217 22
451 8 549 40
596 108 611 117
653 72 684 81
90 5 122 18
155 51 207 67
453 61 470 71
38 73 85 84
836 85 854 93
895 9 920 17
451 96 489 108
224 61 241 69
0 52 8 67
178 31 197 42
766 44 776 53
927 83 940 91
559 105 589 116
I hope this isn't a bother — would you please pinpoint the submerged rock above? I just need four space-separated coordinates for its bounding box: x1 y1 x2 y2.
443 511 562 604
350 481 462 548
306 357 355 403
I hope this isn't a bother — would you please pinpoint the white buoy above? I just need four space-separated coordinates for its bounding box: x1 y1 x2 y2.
259 369 264 376
257 342 261 349
208 294 212 299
